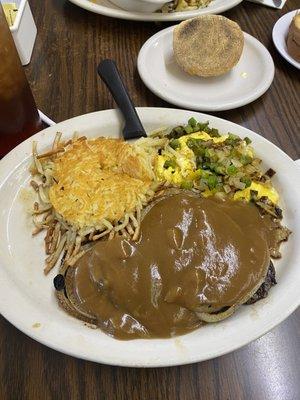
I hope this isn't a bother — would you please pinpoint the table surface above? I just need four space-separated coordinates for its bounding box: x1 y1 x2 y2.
1 0 300 399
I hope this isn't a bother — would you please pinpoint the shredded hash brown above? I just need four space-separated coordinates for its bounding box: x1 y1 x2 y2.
31 134 160 274
48 137 154 229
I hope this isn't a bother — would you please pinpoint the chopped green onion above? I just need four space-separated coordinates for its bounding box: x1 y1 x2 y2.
209 128 220 138
201 170 213 178
244 137 252 145
167 126 185 139
196 155 203 167
207 175 218 190
174 126 184 134
181 181 193 190
184 125 193 134
227 165 238 175
241 177 252 188
209 162 217 171
187 138 205 155
188 117 197 127
240 155 252 165
205 148 215 158
170 139 180 150
194 169 202 178
225 133 241 146
215 166 226 175
202 163 211 170
196 122 209 132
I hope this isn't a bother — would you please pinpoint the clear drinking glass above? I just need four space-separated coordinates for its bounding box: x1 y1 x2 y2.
0 4 42 158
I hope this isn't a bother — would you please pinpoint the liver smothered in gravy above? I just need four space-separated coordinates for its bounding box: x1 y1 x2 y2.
69 192 274 339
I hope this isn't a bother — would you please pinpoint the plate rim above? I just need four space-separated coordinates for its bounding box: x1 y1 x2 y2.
0 107 299 368
67 0 243 21
137 27 275 111
272 10 300 70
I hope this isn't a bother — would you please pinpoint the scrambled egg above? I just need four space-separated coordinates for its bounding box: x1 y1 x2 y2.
156 131 227 186
155 131 278 205
234 182 279 204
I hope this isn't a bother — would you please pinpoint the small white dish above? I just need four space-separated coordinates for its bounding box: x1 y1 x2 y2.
68 0 243 22
272 10 300 70
0 108 299 367
138 26 275 111
109 0 166 13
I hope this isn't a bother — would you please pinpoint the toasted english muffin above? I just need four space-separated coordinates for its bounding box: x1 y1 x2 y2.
287 13 300 62
173 15 244 77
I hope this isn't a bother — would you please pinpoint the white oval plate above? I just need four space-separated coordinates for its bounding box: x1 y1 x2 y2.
68 0 243 21
138 27 275 111
0 108 299 367
272 10 300 70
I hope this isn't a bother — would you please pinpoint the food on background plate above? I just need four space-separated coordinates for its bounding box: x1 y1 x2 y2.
161 0 212 13
30 118 290 339
286 12 300 62
173 15 244 77
90 0 213 13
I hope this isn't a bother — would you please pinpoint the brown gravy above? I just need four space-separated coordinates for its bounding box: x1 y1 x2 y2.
72 193 274 339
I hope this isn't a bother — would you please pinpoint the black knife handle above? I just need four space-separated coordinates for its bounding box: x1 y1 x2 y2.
97 59 147 140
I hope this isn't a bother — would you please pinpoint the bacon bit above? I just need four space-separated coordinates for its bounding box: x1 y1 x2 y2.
265 168 276 178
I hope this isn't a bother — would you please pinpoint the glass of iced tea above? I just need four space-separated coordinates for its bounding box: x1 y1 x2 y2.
0 4 42 158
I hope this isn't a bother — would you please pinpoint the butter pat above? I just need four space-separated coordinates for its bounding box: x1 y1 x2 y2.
2 3 18 26
2 0 37 65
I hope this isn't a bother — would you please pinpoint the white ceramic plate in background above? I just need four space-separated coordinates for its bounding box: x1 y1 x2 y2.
0 108 299 367
68 0 243 21
272 10 300 70
138 27 275 111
